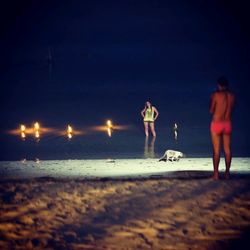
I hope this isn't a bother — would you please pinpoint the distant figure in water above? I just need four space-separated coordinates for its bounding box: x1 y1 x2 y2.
210 76 235 180
141 101 159 137
173 123 178 140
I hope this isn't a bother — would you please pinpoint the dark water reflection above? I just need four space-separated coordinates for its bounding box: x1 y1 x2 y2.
1 124 249 161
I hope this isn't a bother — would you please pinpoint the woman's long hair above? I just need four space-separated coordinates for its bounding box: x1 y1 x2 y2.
145 101 152 110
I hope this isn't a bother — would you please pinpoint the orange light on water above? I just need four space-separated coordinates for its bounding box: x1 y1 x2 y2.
34 122 40 139
8 120 132 139
21 132 26 139
34 122 40 130
35 130 40 138
107 120 112 128
67 125 73 134
106 120 113 137
20 125 26 132
107 128 111 137
67 125 73 139
89 120 131 137
20 124 26 139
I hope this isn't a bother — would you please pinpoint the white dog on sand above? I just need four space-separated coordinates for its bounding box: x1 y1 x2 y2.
159 150 184 162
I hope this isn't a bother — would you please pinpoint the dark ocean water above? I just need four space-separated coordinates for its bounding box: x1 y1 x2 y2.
1 71 250 161
1 79 250 161
1 120 249 161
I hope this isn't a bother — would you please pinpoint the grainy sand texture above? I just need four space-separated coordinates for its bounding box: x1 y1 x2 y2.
1 173 250 249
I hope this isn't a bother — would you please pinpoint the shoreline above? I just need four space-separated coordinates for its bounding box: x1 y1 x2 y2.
1 157 249 181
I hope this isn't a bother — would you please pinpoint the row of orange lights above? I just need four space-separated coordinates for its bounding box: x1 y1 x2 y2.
11 120 115 140
20 122 41 139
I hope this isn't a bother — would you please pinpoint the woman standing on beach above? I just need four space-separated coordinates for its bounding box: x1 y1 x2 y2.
141 101 159 137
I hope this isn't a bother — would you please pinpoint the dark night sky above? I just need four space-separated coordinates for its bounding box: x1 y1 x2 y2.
1 0 250 132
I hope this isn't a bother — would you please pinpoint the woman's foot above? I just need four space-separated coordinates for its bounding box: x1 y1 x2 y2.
209 173 219 180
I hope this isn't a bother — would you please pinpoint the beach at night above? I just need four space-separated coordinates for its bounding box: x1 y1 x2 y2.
1 0 250 249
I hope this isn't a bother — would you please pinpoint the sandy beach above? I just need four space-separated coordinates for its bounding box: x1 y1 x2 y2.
1 159 250 250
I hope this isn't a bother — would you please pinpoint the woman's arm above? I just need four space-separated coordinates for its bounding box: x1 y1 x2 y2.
209 93 216 114
141 107 146 118
153 107 159 120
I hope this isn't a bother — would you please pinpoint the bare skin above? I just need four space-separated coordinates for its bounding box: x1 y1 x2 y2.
209 85 235 180
141 101 159 137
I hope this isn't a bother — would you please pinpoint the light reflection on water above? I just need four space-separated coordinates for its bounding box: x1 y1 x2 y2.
0 126 249 161
144 136 156 159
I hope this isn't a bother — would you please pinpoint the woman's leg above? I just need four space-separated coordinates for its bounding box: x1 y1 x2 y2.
149 122 156 137
144 122 149 137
